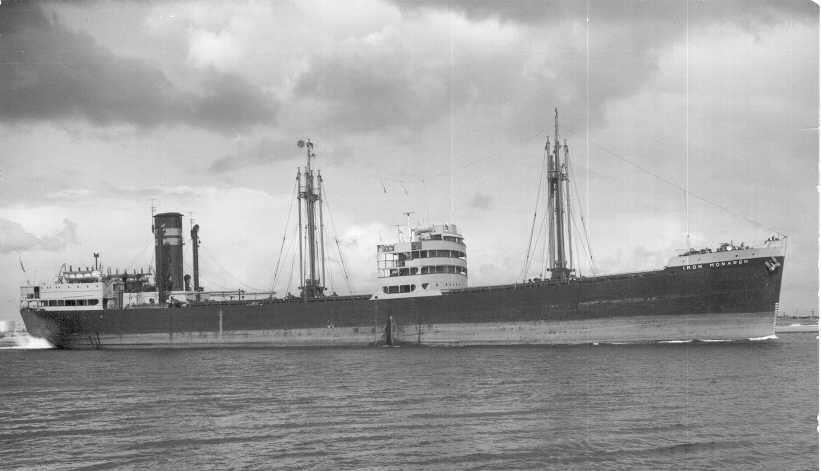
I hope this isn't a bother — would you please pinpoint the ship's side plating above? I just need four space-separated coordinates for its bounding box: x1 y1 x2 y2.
21 247 784 348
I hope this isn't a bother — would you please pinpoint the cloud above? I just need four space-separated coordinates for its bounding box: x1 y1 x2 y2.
209 137 301 173
0 1 278 133
209 137 356 173
377 0 818 137
187 28 243 70
0 218 78 253
45 184 201 202
468 193 492 210
391 0 815 28
293 26 454 132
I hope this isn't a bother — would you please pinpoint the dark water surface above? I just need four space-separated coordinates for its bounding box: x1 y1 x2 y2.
1 334 817 470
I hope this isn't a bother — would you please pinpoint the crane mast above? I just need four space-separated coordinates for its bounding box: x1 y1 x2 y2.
546 108 574 280
297 138 325 298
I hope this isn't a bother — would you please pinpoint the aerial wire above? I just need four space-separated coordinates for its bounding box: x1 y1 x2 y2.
585 0 591 241
685 0 690 249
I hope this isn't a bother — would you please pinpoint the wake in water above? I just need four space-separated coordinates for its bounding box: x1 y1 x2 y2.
748 334 778 341
0 334 54 349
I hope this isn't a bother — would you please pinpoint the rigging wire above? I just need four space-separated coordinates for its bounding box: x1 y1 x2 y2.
321 185 353 295
591 141 784 236
199 247 264 291
522 155 546 280
326 255 336 294
333 234 352 294
274 223 299 294
183 259 237 292
569 167 597 274
523 198 548 280
286 252 296 296
533 210 547 278
123 241 155 272
271 179 298 292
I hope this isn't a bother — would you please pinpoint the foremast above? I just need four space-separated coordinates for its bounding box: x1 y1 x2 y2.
296 138 326 299
546 108 574 280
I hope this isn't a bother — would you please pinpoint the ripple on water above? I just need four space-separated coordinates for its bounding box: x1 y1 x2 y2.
0 333 817 470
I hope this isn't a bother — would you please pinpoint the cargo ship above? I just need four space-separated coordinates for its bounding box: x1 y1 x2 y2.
19 111 786 349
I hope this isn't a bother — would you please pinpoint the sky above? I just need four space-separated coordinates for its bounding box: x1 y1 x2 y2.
0 0 817 322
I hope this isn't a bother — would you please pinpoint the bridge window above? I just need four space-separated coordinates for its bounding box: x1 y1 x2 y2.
382 284 416 294
88 299 99 306
391 267 421 277
418 265 468 275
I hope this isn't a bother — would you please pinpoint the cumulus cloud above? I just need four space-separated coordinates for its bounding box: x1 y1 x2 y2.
187 28 243 70
209 137 356 173
209 137 301 173
294 26 452 132
44 184 201 203
392 0 814 28
377 0 817 137
0 218 78 253
0 0 278 133
468 193 492 210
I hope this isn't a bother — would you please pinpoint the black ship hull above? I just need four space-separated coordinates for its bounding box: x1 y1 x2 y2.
21 255 784 349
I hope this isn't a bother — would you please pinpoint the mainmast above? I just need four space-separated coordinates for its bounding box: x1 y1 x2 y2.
546 108 574 280
297 138 325 298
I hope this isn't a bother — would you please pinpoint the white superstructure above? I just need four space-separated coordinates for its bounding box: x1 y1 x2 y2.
373 223 467 299
19 265 159 311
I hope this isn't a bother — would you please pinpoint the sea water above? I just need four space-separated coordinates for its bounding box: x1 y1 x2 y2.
0 334 817 470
